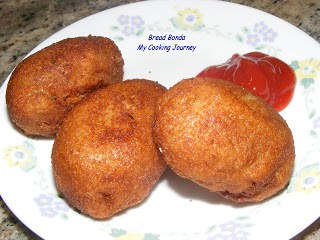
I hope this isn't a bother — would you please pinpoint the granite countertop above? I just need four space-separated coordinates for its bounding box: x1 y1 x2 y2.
0 0 319 239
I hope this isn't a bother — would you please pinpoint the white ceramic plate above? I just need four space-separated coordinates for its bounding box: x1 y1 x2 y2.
1 1 320 239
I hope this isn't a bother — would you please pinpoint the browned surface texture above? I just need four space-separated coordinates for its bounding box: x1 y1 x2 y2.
6 36 124 137
154 78 295 202
52 79 167 219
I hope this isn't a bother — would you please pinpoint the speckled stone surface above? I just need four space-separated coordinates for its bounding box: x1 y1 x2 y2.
0 0 319 239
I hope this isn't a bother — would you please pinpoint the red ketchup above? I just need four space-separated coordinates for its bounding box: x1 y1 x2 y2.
196 52 296 112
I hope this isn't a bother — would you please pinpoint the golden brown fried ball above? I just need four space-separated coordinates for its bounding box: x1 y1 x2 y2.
6 36 124 137
52 79 167 219
153 77 295 202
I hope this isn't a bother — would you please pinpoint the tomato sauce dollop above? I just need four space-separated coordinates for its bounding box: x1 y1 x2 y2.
196 52 296 112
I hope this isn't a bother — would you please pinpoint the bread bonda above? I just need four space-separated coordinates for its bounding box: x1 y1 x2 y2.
6 36 124 137
52 79 167 219
153 77 295 202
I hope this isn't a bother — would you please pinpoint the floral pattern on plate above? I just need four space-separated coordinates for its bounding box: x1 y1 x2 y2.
110 7 233 41
112 14 146 40
288 163 320 194
110 228 160 240
2 140 37 171
236 21 279 54
110 6 282 56
34 193 70 219
287 58 320 194
291 59 320 130
170 8 205 31
206 217 252 240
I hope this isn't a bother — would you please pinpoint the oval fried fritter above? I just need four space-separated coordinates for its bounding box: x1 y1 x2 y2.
153 77 295 202
52 79 167 219
6 36 124 137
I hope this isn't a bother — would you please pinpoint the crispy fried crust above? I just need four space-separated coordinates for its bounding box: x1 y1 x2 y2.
6 36 124 137
52 79 167 219
153 77 295 202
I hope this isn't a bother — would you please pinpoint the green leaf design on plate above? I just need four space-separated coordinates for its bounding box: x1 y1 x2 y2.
255 44 266 50
207 225 217 232
242 26 250 34
111 25 120 31
310 130 318 138
290 60 299 70
301 78 314 89
235 216 251 221
236 34 243 42
110 228 126 237
136 28 145 36
309 109 316 119
61 213 68 220
113 36 125 41
144 233 160 240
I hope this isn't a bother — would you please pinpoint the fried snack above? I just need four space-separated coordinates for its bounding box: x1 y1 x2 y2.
153 77 295 202
6 36 124 137
52 79 167 219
